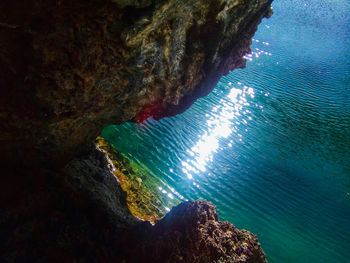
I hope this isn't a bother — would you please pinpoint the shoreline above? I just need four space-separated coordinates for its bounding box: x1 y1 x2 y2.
96 136 181 223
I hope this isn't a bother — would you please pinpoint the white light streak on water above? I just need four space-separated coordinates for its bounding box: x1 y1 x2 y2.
181 86 256 179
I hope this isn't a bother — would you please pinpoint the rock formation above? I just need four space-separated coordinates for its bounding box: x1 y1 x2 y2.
0 0 272 262
95 136 181 223
2 145 267 262
0 0 272 168
135 200 267 263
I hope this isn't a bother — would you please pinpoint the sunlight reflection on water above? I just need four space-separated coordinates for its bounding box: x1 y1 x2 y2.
181 86 256 179
101 0 350 261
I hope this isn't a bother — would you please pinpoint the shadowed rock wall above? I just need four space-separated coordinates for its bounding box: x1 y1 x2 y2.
0 0 272 168
0 0 272 262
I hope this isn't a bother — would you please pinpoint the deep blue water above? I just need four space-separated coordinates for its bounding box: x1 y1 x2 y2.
102 1 350 262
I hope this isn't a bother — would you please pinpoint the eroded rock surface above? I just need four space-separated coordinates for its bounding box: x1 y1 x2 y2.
135 200 267 263
0 0 272 167
0 0 272 262
96 136 180 223
64 149 267 263
1 146 266 262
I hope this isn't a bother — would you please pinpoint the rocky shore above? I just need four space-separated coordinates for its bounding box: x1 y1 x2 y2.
0 0 272 262
65 145 267 262
1 0 273 168
95 136 180 223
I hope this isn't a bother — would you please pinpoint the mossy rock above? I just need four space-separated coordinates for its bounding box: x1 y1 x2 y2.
96 136 180 224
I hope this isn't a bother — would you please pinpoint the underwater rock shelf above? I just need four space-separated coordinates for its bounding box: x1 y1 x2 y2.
0 0 272 262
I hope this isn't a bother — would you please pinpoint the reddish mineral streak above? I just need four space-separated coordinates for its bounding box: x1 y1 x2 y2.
134 101 164 123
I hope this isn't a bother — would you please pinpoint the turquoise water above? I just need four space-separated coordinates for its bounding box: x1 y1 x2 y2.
102 1 350 262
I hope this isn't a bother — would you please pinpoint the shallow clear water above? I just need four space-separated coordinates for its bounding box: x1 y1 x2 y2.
102 0 350 262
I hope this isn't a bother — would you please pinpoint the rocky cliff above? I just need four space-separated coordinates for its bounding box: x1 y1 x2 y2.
1 145 267 262
0 0 272 262
0 0 272 168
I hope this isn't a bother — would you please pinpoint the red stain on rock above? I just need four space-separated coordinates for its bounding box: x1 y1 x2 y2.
134 101 164 123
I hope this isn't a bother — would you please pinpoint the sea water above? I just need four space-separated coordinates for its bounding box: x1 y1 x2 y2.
102 0 350 262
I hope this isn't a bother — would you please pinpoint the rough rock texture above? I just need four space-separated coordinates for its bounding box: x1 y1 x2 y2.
63 145 139 229
0 147 137 262
96 136 180 223
0 0 272 168
134 200 267 263
1 147 266 262
0 0 272 262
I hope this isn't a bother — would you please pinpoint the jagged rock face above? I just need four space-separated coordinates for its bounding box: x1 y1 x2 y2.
63 149 267 262
63 151 266 263
135 200 267 263
0 1 272 262
0 0 272 168
63 145 139 228
1 146 266 262
0 147 137 263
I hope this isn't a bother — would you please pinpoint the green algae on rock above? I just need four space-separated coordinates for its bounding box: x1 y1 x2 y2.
96 136 180 223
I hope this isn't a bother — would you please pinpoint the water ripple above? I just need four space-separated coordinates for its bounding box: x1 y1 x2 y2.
102 0 350 262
